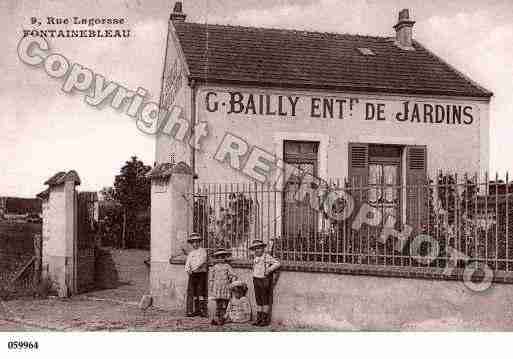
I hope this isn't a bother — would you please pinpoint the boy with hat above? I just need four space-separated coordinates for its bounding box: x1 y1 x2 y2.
208 248 237 325
184 232 208 317
249 239 281 327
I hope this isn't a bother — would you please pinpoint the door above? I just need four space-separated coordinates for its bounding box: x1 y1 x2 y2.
368 145 402 227
75 192 97 293
282 141 319 258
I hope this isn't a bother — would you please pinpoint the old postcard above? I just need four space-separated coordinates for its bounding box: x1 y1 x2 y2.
1 0 512 354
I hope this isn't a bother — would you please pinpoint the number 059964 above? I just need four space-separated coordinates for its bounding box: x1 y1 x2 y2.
7 341 39 350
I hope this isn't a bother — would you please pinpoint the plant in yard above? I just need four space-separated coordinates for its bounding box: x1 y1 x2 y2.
113 156 151 249
423 172 513 269
192 195 214 249
215 192 254 250
192 192 255 252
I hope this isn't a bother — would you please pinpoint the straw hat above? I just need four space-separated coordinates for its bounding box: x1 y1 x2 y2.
212 248 232 257
248 239 266 250
187 232 202 243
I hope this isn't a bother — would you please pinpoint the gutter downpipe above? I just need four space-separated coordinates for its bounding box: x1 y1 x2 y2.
190 79 197 187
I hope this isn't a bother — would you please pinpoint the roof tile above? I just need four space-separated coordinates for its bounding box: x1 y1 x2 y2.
173 22 492 98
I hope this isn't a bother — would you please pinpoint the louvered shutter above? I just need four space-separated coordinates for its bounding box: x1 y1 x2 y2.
405 146 427 234
348 143 369 208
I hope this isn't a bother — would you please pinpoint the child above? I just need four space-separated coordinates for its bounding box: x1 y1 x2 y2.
224 281 252 324
249 239 281 327
208 248 237 325
184 232 208 317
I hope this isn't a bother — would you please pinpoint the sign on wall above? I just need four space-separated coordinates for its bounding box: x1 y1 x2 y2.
203 90 478 125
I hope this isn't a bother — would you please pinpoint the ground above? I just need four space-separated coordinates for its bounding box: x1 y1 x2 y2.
0 295 504 331
0 295 289 331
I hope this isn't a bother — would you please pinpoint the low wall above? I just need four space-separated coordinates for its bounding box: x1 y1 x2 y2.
151 262 513 330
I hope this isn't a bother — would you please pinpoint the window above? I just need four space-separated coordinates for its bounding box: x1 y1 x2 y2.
368 145 402 225
348 143 427 231
283 141 318 200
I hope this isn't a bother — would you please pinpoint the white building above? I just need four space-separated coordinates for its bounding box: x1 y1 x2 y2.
155 3 491 233
148 2 496 327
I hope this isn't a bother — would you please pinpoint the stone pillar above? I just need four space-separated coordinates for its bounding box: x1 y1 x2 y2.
39 171 80 297
147 162 193 308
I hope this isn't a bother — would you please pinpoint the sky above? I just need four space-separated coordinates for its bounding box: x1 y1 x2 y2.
1 0 512 197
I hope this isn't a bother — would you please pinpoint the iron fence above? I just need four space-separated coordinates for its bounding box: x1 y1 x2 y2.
190 173 513 277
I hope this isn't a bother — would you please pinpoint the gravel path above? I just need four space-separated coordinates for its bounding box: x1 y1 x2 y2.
0 296 286 331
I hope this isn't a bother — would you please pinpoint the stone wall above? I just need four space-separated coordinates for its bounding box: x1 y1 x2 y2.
151 262 513 330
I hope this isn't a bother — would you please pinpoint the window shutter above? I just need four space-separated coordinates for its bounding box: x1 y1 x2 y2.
348 143 369 184
405 145 427 234
348 143 369 207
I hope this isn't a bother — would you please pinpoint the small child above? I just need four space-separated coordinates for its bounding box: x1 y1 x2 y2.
208 248 237 326
224 281 252 324
184 233 208 317
249 239 281 327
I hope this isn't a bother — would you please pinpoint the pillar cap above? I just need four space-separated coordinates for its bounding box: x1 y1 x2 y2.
44 170 81 186
36 188 50 200
146 161 194 179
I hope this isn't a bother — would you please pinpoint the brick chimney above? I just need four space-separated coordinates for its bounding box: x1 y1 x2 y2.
170 1 186 22
393 9 415 49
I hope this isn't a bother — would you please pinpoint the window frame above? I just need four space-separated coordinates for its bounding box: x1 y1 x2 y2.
368 157 403 228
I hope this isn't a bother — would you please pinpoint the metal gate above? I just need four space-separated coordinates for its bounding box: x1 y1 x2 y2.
74 191 97 293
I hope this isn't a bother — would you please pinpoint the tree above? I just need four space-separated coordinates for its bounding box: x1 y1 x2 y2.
113 156 151 248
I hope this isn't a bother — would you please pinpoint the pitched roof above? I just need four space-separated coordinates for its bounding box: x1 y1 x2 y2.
44 170 81 186
173 22 492 98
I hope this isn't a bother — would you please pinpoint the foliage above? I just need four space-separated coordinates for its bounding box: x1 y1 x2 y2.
216 192 254 249
108 156 152 248
424 173 513 270
192 195 213 247
113 156 151 210
193 192 254 250
97 201 123 247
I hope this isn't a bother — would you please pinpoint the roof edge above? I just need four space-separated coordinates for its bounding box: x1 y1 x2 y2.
189 76 493 99
167 19 192 83
176 20 391 42
413 40 493 98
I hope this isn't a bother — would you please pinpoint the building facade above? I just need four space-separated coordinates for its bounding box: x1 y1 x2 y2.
149 3 496 326
155 3 491 231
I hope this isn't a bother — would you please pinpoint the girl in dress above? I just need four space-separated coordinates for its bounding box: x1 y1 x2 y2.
208 248 237 325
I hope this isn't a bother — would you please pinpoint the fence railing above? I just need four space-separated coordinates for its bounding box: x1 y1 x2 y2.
0 233 42 298
190 173 513 279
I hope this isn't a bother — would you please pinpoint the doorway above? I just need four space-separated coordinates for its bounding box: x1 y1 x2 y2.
282 140 319 243
367 144 402 227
